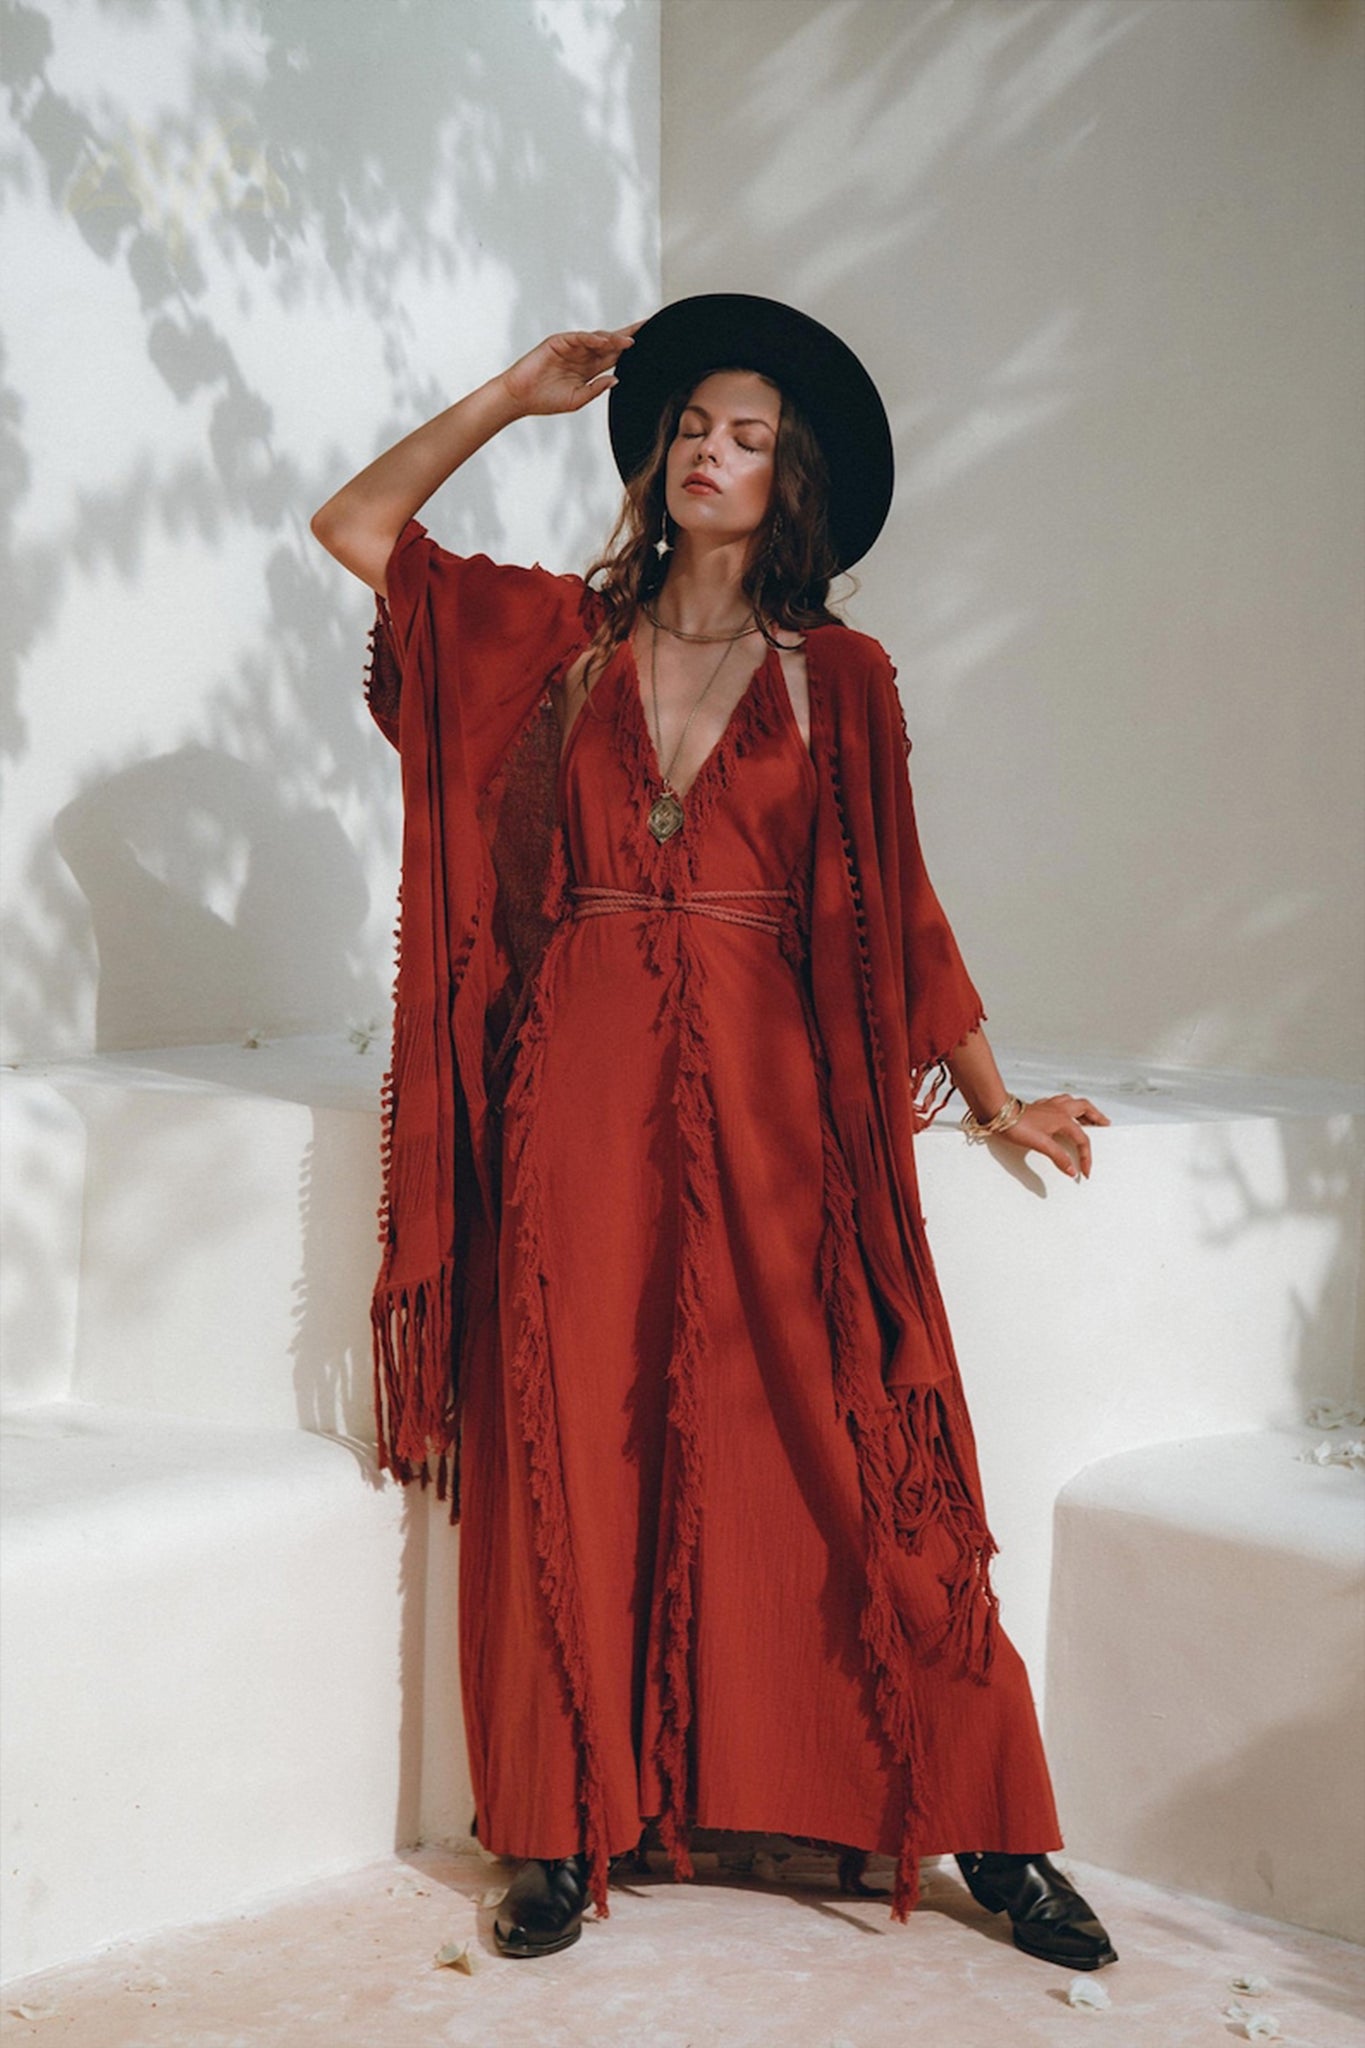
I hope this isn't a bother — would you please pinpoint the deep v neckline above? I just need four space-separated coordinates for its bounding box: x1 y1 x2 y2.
625 633 776 805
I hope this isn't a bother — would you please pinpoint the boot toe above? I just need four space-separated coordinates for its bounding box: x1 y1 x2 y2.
957 1852 1119 1971
491 1854 591 1959
1012 1916 1118 1969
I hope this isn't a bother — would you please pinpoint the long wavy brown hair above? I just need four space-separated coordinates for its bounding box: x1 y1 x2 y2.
580 369 841 684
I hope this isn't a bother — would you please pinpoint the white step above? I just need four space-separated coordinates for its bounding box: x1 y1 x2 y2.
1 1043 386 1432
1046 1429 1365 1944
0 1401 424 1982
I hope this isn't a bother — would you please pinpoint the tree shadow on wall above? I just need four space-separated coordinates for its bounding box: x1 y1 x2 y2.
53 744 370 1045
1187 1111 1365 1418
1 0 655 1051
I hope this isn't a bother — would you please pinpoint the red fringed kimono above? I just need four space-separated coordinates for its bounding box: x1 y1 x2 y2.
363 519 1061 1925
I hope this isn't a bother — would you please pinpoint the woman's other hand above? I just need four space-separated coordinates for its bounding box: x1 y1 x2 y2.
945 1029 1110 1182
996 1095 1111 1180
499 324 640 417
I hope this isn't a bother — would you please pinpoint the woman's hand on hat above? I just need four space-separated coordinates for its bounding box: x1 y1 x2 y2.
499 325 642 418
996 1095 1111 1180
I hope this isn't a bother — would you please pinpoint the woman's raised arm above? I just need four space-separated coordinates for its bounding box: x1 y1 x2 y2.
309 325 638 595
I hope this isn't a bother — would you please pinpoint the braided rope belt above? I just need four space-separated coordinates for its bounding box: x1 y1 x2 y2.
567 885 791 937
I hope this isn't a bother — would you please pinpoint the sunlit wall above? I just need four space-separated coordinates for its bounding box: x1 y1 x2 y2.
662 0 1365 1086
5 0 1361 1084
2 0 660 1060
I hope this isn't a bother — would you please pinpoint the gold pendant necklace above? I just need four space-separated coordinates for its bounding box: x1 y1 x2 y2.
647 789 686 843
646 620 736 843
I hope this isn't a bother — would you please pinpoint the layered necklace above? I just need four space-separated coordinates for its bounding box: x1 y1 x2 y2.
643 605 760 843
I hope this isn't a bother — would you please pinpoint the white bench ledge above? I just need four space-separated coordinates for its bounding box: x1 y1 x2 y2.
1055 1429 1365 1565
932 1046 1365 1129
8 1034 1362 1122
5 1031 388 1111
1 1399 379 1553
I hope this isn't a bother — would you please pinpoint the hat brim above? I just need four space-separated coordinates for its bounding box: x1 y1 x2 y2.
607 293 894 573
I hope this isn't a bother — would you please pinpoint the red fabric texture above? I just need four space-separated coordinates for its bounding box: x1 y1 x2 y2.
364 520 1062 1920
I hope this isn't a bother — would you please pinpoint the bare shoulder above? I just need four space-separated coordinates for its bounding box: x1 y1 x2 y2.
559 644 595 696
772 635 811 750
553 643 596 745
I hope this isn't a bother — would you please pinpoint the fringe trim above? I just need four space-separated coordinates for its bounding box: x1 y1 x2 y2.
668 649 782 879
886 658 914 759
645 910 717 1891
819 651 986 1141
373 891 404 1264
371 1255 458 1495
908 1007 987 1134
497 827 614 1920
364 600 403 744
817 1101 1000 1923
910 1054 958 1132
884 1383 1000 1679
823 721 889 1096
817 1108 928 1922
370 883 459 1499
613 641 782 894
369 866 487 1513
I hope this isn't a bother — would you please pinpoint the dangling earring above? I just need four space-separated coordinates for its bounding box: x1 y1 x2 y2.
767 511 784 557
654 511 674 560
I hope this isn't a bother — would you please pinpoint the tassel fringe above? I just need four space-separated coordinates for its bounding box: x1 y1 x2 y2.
818 1109 927 1920
646 911 718 1891
364 601 403 745
817 1104 999 1922
496 831 614 1921
371 1259 458 1492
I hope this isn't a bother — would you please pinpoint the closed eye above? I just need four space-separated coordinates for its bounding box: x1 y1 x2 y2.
678 429 764 454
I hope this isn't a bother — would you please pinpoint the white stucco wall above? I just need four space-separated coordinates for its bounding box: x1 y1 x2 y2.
1 0 660 1062
7 0 1357 1080
661 0 1365 1087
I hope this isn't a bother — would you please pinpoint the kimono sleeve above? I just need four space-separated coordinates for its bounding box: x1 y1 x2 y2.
364 518 592 779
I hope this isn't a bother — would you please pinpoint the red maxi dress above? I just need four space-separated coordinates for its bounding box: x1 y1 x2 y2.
365 527 1063 1925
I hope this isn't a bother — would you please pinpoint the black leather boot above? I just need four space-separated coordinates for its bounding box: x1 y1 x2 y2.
492 1853 592 1958
955 1851 1118 1969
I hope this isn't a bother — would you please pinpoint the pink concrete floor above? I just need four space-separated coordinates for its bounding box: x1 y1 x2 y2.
2 1839 1361 2047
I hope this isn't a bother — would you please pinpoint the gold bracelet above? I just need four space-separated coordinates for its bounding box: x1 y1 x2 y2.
961 1093 1025 1144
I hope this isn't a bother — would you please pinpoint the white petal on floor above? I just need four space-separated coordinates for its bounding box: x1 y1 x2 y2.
1064 1975 1111 2009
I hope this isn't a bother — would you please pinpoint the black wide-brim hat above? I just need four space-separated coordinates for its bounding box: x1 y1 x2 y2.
607 293 894 572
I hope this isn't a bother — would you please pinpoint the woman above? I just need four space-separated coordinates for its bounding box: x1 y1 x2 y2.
311 294 1117 1970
